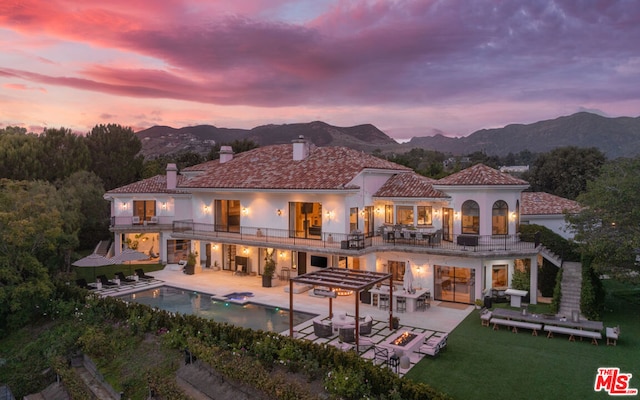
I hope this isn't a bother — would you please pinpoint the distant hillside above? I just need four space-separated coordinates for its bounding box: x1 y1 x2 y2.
137 112 640 160
406 112 640 159
137 121 398 159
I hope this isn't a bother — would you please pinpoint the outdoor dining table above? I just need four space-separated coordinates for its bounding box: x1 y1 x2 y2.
492 308 603 332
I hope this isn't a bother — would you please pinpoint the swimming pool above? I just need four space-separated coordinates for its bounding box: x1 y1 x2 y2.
117 286 317 333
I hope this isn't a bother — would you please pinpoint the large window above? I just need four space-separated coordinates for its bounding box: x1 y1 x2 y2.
289 202 322 239
388 260 406 282
492 200 508 235
385 205 393 224
364 206 374 237
215 199 240 233
396 206 414 225
133 200 156 223
350 207 358 233
461 200 480 234
417 206 432 226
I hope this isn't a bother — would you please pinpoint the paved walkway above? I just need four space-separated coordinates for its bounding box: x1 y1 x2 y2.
101 266 474 376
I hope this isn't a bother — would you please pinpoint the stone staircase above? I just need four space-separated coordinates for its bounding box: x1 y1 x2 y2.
558 261 582 317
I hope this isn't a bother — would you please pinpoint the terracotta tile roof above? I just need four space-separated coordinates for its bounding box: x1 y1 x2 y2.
182 144 411 190
521 192 582 215
374 173 448 198
106 175 189 194
435 163 529 186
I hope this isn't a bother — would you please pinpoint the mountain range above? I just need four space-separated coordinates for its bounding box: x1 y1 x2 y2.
136 112 640 160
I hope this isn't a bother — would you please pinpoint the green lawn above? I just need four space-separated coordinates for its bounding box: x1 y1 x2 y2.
406 280 640 400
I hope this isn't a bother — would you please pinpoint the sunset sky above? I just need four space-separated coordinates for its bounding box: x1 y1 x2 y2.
1 0 639 141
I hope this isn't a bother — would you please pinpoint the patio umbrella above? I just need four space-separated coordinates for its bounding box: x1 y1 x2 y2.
111 248 149 276
403 261 414 293
72 254 115 281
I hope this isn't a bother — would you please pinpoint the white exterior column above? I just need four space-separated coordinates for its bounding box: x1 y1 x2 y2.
529 255 538 305
114 233 123 257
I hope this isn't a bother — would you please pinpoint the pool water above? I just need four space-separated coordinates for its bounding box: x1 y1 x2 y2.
118 286 316 333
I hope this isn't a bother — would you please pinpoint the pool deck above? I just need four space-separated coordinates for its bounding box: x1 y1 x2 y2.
98 266 473 376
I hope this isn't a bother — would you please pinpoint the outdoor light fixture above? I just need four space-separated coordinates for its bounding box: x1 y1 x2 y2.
242 207 249 216
360 209 365 216
203 205 210 213
375 208 382 215
243 247 249 255
212 244 218 251
120 202 129 210
279 251 286 258
454 211 461 220
325 210 334 219
509 211 516 221
161 202 167 210
277 209 282 216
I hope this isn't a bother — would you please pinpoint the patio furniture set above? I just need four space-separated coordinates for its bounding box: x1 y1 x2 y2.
483 307 617 345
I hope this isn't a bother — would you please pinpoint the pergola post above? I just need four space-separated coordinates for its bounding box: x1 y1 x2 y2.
389 275 394 330
289 280 294 338
355 290 360 347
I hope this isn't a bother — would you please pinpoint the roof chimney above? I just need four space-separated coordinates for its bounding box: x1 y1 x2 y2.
219 145 234 163
292 135 309 161
166 163 178 190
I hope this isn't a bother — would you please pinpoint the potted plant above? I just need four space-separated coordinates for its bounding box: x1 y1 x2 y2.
262 255 276 288
185 252 197 275
475 299 484 309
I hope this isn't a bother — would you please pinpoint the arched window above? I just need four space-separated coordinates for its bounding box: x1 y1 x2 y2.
492 200 508 235
461 200 480 234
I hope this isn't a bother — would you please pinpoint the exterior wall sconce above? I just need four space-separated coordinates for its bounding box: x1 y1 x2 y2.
242 207 249 216
277 209 282 216
203 205 210 213
243 247 249 255
212 244 218 251
325 210 334 219
279 251 286 259
360 209 366 216
375 207 382 215
161 202 167 210
454 211 461 220
433 209 441 216
509 212 516 221
120 202 129 211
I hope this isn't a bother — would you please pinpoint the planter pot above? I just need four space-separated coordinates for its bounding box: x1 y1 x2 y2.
262 275 272 288
392 319 400 329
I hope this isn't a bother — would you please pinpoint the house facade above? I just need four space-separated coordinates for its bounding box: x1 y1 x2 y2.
104 138 576 306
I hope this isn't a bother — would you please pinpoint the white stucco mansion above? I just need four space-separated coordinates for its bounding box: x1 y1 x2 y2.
104 137 580 305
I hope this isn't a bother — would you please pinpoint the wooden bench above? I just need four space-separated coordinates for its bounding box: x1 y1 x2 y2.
480 310 492 327
490 318 542 336
606 326 619 346
544 325 602 345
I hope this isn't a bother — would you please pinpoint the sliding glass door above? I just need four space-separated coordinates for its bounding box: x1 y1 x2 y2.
434 265 475 304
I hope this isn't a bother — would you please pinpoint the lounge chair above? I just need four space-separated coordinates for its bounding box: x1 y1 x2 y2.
338 326 356 343
313 319 333 338
135 268 155 280
115 272 136 284
75 278 96 290
359 315 373 336
97 274 118 287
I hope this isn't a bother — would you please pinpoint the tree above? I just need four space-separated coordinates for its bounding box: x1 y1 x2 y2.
0 180 62 332
57 171 110 254
567 156 640 279
527 146 606 200
85 124 144 190
0 130 44 180
39 127 90 182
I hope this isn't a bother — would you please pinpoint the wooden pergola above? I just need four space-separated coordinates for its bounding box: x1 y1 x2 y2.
289 267 393 347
